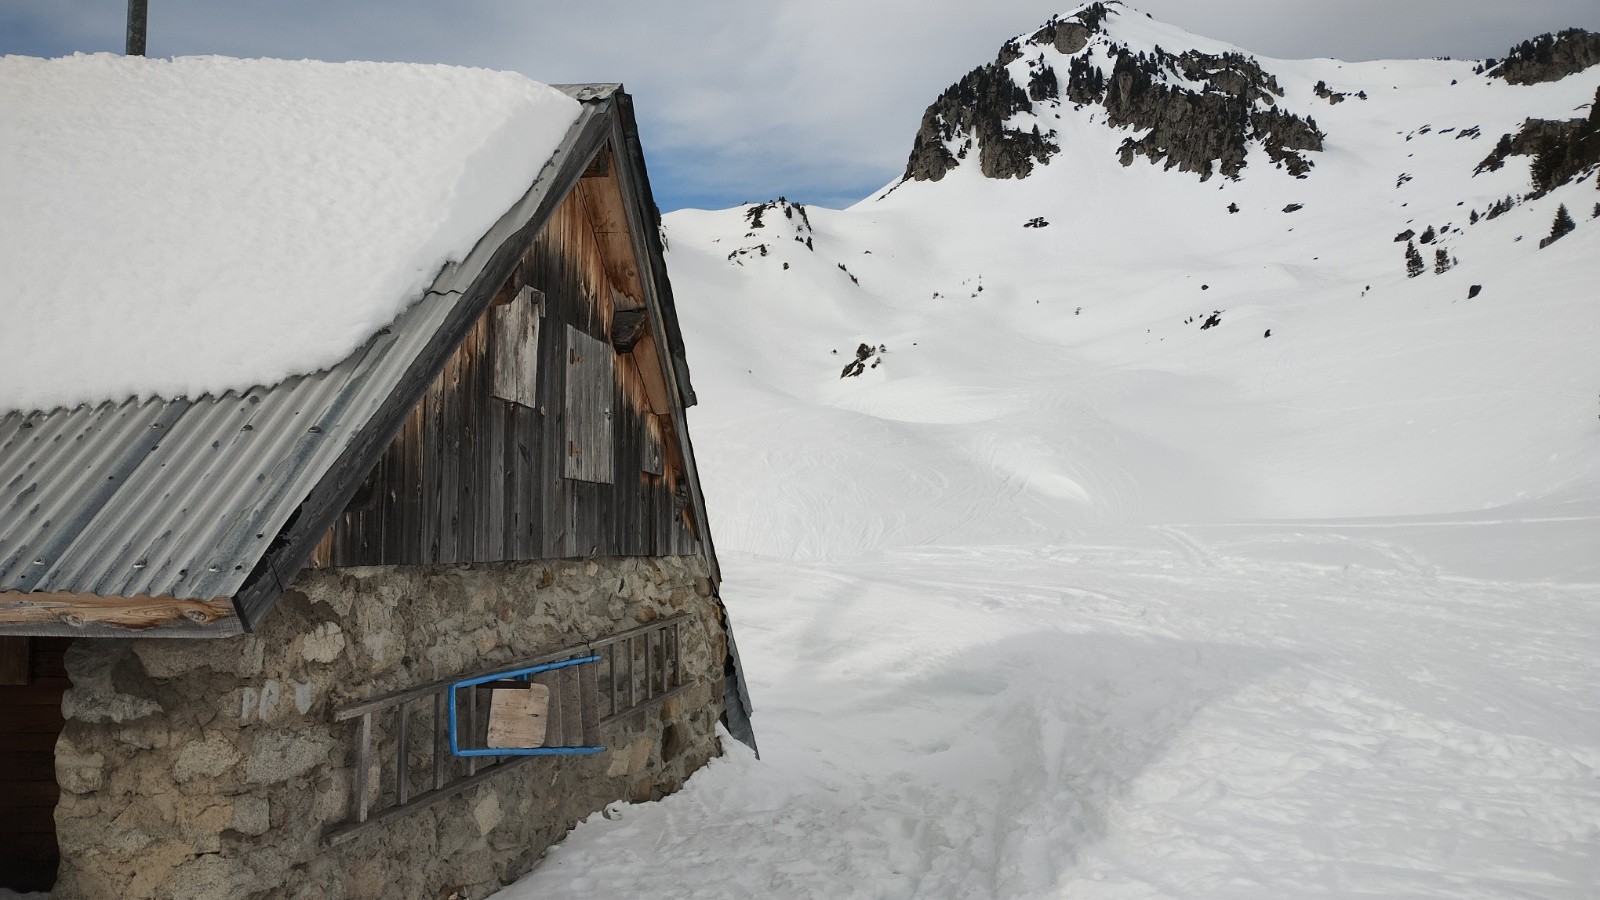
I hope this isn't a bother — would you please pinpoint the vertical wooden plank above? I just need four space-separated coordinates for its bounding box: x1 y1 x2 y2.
465 686 478 774
355 713 372 823
432 692 447 791
563 326 616 485
0 638 29 686
516 404 540 560
394 701 410 805
642 630 653 700
420 378 444 565
560 665 584 747
533 671 563 748
490 287 542 407
438 350 462 564
658 627 669 695
484 393 507 563
626 636 635 710
456 332 479 564
404 408 425 566
673 621 683 689
608 648 619 718
580 661 601 746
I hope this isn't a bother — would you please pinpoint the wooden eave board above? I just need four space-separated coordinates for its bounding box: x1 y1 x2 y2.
0 590 236 632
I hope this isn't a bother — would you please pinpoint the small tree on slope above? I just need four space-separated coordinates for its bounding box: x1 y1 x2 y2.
1405 241 1425 277
1540 204 1575 248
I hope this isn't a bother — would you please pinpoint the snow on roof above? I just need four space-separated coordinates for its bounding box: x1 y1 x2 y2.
0 53 581 414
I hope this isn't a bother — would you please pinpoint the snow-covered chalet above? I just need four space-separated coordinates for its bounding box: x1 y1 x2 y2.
0 55 754 899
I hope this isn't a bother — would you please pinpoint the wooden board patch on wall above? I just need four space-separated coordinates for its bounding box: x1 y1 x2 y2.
563 325 615 484
490 286 543 408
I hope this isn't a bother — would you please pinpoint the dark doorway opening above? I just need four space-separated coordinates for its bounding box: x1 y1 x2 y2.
0 637 71 893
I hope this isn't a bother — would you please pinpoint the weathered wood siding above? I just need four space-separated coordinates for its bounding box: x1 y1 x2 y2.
313 176 697 567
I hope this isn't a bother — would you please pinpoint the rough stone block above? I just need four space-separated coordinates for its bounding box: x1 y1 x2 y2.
245 730 337 785
175 735 241 783
299 621 346 663
472 791 504 836
606 734 654 777
232 795 271 836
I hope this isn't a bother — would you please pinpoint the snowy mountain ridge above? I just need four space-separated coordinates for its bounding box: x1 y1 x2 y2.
662 3 1598 556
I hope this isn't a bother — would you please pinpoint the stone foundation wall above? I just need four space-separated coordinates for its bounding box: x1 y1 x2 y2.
52 555 726 900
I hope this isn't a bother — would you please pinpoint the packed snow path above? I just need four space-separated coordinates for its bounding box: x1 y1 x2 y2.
500 515 1599 899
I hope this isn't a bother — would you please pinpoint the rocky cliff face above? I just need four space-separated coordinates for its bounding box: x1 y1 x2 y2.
1485 29 1600 85
1476 85 1600 196
902 1 1323 184
904 44 1059 181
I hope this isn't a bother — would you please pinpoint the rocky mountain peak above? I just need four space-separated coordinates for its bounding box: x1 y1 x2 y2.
903 2 1328 184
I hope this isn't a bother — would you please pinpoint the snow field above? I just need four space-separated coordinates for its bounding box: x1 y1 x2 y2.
503 525 1599 898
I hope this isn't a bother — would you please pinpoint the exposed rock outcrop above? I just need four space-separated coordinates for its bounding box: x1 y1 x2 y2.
1476 87 1600 196
1486 29 1600 85
1104 47 1322 180
904 51 1058 181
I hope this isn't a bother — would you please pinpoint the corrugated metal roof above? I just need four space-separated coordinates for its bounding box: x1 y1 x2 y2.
0 86 617 630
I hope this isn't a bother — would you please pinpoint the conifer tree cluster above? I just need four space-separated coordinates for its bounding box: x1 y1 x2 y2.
1405 241 1424 277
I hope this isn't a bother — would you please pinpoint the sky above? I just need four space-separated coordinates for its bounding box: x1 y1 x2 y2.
5 0 1599 211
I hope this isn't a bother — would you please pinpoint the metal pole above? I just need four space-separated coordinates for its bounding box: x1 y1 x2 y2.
126 0 148 57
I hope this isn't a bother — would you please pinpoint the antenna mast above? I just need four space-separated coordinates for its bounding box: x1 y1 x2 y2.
126 0 148 56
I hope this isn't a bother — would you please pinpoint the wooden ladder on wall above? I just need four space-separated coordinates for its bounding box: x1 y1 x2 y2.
324 615 688 845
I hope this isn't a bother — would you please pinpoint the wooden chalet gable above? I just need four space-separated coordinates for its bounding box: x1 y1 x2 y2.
311 140 707 569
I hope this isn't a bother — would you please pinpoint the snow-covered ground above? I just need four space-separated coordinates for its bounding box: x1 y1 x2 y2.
498 5 1599 898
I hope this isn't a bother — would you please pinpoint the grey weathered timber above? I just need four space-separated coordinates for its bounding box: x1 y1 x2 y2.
315 174 697 568
562 326 615 484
